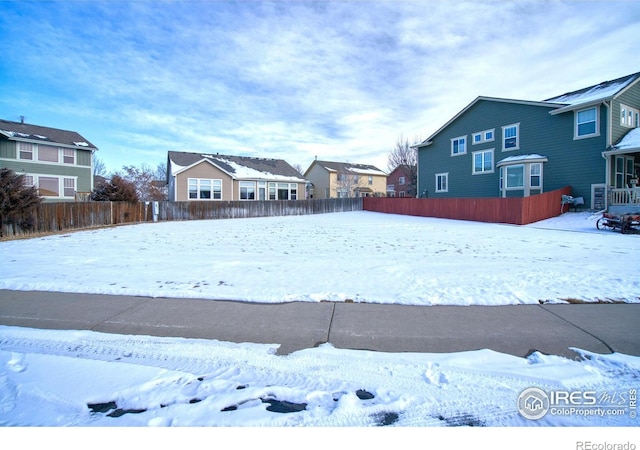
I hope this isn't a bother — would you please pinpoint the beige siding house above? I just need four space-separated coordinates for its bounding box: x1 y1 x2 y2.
304 159 388 199
167 151 307 201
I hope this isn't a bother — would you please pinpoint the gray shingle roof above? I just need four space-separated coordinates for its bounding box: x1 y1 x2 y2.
0 119 97 149
544 71 640 106
312 160 386 175
168 151 305 180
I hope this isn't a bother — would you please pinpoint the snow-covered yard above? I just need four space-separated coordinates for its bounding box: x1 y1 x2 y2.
1 211 639 305
1 212 639 436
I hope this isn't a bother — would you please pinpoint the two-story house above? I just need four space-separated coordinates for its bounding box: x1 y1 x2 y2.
414 71 640 212
0 119 97 201
386 165 417 198
304 159 388 199
167 151 307 201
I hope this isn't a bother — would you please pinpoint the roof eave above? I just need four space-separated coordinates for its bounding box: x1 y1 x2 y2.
548 97 613 116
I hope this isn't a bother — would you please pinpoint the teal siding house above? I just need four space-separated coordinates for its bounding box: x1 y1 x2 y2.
415 72 640 212
0 119 97 201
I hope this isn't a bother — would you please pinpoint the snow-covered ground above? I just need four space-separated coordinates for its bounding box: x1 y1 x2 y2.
1 211 639 305
1 212 639 439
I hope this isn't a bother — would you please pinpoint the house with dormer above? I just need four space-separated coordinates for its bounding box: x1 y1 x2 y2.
167 151 307 201
0 118 97 201
414 72 640 212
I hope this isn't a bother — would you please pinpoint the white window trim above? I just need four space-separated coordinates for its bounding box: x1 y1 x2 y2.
472 149 494 175
620 104 639 128
450 136 467 156
17 142 79 166
28 173 78 198
435 172 449 193
472 129 495 145
504 164 525 189
502 123 520 151
187 178 223 200
239 181 256 200
574 106 599 139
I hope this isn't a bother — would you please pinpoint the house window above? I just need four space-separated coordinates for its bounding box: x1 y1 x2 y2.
615 157 625 188
399 176 405 185
63 148 75 164
188 178 222 200
530 163 542 188
38 176 59 196
23 175 34 187
575 107 598 138
620 104 639 128
435 173 448 193
38 145 59 163
502 124 519 150
240 181 255 200
505 165 524 189
451 136 467 155
472 149 494 174
368 176 373 185
18 142 34 160
472 129 495 144
63 178 76 197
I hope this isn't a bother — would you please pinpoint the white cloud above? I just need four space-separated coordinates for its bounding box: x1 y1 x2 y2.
1 1 639 174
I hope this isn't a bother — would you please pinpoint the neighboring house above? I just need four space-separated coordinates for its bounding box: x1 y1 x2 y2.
304 159 388 199
386 165 417 198
167 151 307 201
0 118 97 201
414 71 640 212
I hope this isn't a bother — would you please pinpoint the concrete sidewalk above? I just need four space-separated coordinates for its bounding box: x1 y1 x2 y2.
0 290 638 359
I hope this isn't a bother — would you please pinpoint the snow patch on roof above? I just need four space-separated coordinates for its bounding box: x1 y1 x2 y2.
545 79 634 106
349 167 387 176
497 154 548 165
216 157 305 182
614 128 640 151
74 141 90 147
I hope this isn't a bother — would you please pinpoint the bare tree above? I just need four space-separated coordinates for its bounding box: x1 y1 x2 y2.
116 164 167 201
93 155 108 177
387 135 418 195
335 169 363 198
387 134 417 172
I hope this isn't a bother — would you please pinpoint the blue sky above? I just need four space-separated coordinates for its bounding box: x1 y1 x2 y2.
1 0 639 175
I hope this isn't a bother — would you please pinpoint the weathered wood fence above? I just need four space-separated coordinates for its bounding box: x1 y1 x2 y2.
363 186 572 225
2 188 573 239
2 198 363 238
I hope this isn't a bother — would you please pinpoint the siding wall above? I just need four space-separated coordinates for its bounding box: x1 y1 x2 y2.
305 163 331 199
418 99 607 207
174 162 234 201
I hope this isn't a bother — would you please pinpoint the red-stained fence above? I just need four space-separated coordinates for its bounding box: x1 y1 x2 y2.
363 186 572 225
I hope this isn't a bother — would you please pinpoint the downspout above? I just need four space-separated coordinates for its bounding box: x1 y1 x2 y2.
602 100 612 209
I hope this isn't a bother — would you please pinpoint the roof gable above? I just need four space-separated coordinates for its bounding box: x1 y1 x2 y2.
0 119 97 149
415 97 559 147
168 151 305 182
416 71 640 147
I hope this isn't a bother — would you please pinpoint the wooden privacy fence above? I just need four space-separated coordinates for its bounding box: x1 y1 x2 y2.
363 186 572 225
2 198 363 238
158 198 363 221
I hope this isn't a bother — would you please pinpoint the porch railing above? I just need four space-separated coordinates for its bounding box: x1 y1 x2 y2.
609 187 640 206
